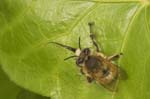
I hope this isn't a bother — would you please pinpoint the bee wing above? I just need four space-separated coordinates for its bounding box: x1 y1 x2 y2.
100 80 118 92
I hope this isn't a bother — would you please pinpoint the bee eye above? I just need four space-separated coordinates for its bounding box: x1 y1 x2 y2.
76 58 84 65
83 48 90 55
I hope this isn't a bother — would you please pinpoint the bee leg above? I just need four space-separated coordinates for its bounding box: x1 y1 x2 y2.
80 69 84 75
107 53 123 61
86 76 94 83
90 34 100 52
88 22 100 52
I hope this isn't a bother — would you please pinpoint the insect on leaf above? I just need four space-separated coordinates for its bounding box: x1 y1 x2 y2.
0 0 150 99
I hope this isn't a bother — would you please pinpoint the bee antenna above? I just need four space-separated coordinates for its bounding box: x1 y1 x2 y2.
64 55 78 61
49 42 77 52
78 37 81 49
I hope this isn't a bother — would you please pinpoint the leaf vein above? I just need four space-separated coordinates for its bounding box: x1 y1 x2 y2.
111 4 142 99
144 5 150 44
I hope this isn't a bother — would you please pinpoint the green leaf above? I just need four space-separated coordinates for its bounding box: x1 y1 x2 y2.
17 89 50 99
115 4 150 99
0 66 21 99
0 66 50 99
0 0 150 99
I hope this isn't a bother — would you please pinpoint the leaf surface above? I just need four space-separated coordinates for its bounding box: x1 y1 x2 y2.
0 66 50 99
0 0 150 99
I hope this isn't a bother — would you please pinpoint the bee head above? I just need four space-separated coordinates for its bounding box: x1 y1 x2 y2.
49 37 91 65
76 48 91 66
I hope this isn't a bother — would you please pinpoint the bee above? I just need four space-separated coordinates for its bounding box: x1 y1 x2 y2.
50 22 122 91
